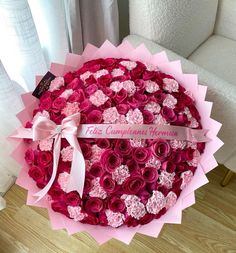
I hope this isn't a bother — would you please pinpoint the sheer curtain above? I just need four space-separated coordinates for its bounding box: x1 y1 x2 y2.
0 0 119 209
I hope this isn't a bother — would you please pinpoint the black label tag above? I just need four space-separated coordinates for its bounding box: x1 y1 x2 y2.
32 72 56 98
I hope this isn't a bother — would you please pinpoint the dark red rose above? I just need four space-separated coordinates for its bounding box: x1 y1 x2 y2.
48 185 65 200
90 162 104 177
125 216 139 227
123 175 145 194
114 139 132 156
174 114 188 126
37 151 53 167
197 142 205 153
161 161 176 173
52 97 66 110
28 165 46 181
25 148 35 165
142 167 158 183
100 174 116 193
85 75 96 86
97 74 112 86
81 215 99 225
181 148 194 160
155 208 167 219
139 213 155 225
96 138 110 149
154 91 166 103
66 191 81 206
114 88 128 103
85 197 104 213
39 97 52 111
64 72 74 84
130 64 144 79
133 147 151 164
101 150 121 173
51 201 68 216
108 196 125 212
98 212 108 226
116 103 130 115
87 110 103 123
126 159 139 173
161 106 177 122
80 142 92 159
169 151 182 164
143 110 154 123
152 139 171 161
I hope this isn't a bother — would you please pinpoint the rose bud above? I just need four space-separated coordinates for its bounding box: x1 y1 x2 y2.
142 167 158 183
123 175 145 194
152 139 171 161
85 197 104 213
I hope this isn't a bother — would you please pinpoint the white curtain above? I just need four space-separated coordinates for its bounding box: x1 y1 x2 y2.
0 0 119 209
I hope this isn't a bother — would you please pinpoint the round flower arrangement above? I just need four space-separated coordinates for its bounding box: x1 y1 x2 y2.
23 57 206 228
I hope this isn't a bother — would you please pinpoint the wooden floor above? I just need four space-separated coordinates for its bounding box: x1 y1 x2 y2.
0 166 235 253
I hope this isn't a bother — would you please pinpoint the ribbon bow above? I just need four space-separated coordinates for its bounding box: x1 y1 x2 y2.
32 113 85 201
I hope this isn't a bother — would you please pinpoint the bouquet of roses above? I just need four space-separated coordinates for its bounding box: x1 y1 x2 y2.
9 41 223 244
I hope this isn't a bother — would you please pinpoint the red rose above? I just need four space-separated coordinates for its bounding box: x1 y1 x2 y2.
114 88 128 103
126 159 139 173
174 114 188 126
52 97 66 110
25 148 35 165
116 103 130 114
28 165 46 181
85 197 104 213
90 162 104 177
124 216 139 227
169 151 182 164
51 201 68 216
142 70 156 80
133 147 151 164
96 138 110 149
66 191 81 206
154 91 166 103
100 174 116 193
37 151 53 167
138 213 155 225
143 110 154 123
50 111 63 124
67 77 80 90
130 64 144 79
81 215 99 225
48 185 65 200
137 189 150 204
152 139 171 161
39 97 52 111
80 143 92 159
84 75 96 86
142 167 158 183
80 99 92 112
64 72 74 84
123 175 145 194
101 150 121 173
85 84 98 95
68 90 85 103
114 139 132 156
161 106 177 122
162 161 176 173
181 148 194 160
97 74 112 86
188 105 200 120
98 212 108 226
197 142 205 153
108 196 125 212
83 175 93 194
87 110 102 124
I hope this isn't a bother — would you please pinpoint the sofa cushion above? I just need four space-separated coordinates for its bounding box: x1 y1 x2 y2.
189 35 236 84
129 0 218 58
214 0 236 41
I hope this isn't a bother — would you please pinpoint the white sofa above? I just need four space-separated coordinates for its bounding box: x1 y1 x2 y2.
125 0 236 184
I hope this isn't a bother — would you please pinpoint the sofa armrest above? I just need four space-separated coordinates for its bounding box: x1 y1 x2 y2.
124 35 236 169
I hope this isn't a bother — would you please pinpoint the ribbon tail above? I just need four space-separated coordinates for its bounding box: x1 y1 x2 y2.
10 127 33 139
33 134 61 202
65 135 85 197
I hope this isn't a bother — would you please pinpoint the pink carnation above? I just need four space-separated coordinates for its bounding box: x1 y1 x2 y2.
159 171 175 189
89 90 109 107
62 102 80 116
39 139 53 151
126 108 143 124
89 178 107 199
163 78 179 92
130 139 146 148
180 170 193 190
91 145 103 163
165 191 177 209
68 206 87 221
80 71 92 82
153 114 168 125
187 150 200 167
122 80 136 96
188 117 199 128
60 89 73 99
61 146 73 162
120 60 137 70
103 107 120 123
144 102 161 114
58 172 70 191
126 201 146 220
32 110 50 123
49 77 64 92
144 80 159 93
105 209 125 228
111 68 124 77
110 81 123 92
170 140 187 150
112 165 130 185
163 94 177 109
145 63 159 72
146 191 166 215
94 69 109 79
146 156 161 169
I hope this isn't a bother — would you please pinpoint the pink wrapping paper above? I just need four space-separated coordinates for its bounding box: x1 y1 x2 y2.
10 41 223 245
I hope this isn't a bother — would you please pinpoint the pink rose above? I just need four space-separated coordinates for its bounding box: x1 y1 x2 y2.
101 150 122 173
152 139 171 161
90 162 104 177
96 138 110 149
37 151 53 167
52 97 66 110
28 165 46 182
161 106 177 122
114 139 132 156
87 110 103 124
99 174 116 193
133 147 151 164
39 97 52 111
142 167 158 183
85 197 104 213
142 110 154 123
66 191 81 206
123 175 145 194
25 148 35 165
108 196 125 212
